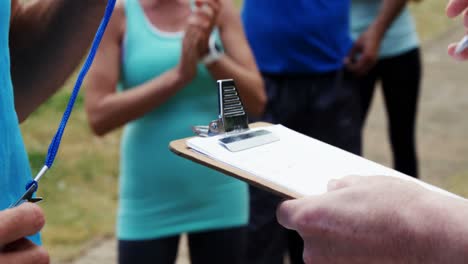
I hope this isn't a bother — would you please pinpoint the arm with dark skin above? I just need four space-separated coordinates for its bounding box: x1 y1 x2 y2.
9 0 108 122
345 0 408 76
84 1 201 136
205 0 266 117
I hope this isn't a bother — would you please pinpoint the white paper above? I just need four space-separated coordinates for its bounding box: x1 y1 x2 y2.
188 125 459 198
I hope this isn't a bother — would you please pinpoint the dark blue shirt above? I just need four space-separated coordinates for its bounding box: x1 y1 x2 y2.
242 0 353 74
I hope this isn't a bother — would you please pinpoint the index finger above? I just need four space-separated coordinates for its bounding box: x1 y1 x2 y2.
0 203 45 246
447 0 468 18
195 0 221 15
346 42 361 62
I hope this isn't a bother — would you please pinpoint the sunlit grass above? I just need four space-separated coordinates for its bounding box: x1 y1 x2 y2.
21 80 120 260
19 0 462 261
443 171 468 198
410 0 458 42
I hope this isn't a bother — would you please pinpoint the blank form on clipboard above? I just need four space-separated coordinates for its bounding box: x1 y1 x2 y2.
187 125 458 198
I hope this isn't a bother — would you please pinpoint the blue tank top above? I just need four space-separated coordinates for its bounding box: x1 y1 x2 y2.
351 0 419 58
242 0 353 74
0 1 40 244
117 0 248 240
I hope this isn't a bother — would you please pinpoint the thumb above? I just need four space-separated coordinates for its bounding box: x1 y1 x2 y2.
276 196 322 231
446 0 468 18
0 203 45 247
448 42 468 60
345 41 363 64
276 199 306 230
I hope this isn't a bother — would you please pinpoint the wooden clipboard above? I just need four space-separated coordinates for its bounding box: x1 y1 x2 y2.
169 122 301 199
171 122 463 201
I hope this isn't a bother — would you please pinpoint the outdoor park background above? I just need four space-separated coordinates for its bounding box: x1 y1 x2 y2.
18 0 468 262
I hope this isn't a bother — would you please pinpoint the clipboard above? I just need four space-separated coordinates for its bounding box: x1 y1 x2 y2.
169 122 301 199
171 121 463 200
169 79 461 200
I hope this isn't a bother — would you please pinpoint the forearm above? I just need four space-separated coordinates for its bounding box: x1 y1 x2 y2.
10 0 108 121
368 0 408 39
206 57 266 117
86 69 187 136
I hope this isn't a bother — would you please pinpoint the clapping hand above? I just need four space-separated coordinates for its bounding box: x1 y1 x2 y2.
177 0 221 81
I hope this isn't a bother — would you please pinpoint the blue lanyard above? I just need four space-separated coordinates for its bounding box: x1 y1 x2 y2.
10 0 117 207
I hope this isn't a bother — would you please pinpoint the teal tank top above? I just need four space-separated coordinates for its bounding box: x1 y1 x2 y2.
351 0 419 58
117 0 248 240
0 0 40 244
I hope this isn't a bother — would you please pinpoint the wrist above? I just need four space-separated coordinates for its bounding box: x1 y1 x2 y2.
200 35 224 65
414 192 468 263
432 198 468 263
367 20 387 42
173 66 193 87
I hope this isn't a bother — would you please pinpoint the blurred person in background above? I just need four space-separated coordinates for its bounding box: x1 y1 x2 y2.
241 0 410 262
348 0 421 178
1 0 109 262
84 0 265 263
274 2 468 264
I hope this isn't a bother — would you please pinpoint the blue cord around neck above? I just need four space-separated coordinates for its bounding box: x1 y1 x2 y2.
22 0 117 195
15 0 117 204
44 0 116 168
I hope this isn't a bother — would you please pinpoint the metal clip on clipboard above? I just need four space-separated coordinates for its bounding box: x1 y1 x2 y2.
192 79 279 152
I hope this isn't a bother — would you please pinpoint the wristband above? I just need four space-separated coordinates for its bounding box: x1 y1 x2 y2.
201 35 223 65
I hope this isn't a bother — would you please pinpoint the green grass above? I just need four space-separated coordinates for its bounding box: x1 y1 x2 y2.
443 172 468 198
19 0 464 261
410 0 459 42
21 80 120 260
